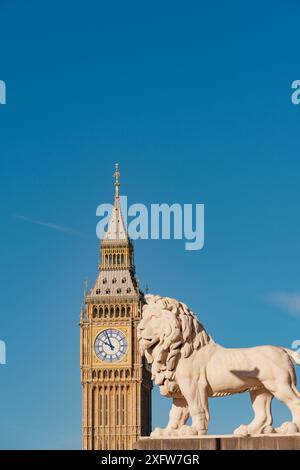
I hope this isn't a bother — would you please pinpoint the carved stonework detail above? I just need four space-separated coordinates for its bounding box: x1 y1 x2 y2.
80 165 152 450
138 295 300 437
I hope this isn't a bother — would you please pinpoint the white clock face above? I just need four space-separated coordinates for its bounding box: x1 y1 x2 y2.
94 329 128 363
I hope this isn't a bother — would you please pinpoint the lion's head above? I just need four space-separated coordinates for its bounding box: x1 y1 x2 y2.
138 294 212 396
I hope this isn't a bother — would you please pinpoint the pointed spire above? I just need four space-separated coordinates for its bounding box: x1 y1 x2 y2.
113 163 120 199
103 163 128 241
84 277 88 298
80 302 84 320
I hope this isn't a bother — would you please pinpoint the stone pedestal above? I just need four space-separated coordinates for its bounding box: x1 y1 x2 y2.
134 435 300 450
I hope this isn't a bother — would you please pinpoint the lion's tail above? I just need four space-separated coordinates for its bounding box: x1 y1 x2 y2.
284 348 300 366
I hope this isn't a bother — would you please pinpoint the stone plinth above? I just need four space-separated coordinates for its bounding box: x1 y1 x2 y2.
134 435 300 450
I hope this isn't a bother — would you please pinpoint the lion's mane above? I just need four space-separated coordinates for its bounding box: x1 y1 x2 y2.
142 295 213 396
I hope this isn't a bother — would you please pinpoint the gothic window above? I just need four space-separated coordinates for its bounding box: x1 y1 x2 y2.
112 277 117 284
106 288 110 294
109 255 112 265
99 307 103 317
93 307 97 318
121 306 125 317
117 288 121 294
104 388 108 425
121 254 124 264
116 393 120 425
104 307 109 317
121 387 125 425
99 392 103 425
117 254 120 264
116 306 120 317
126 287 131 293
113 254 116 265
96 288 100 294
110 306 114 317
127 306 131 316
103 278 107 284
122 277 126 283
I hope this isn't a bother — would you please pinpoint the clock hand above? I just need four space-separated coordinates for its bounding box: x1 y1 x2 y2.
100 339 114 350
104 331 114 350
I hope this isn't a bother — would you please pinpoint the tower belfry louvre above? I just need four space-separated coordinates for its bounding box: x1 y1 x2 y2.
80 164 152 450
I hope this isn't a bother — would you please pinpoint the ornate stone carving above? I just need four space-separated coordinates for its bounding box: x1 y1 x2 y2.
138 295 300 437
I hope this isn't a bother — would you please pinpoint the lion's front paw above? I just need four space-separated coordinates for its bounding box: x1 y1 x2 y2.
233 424 249 437
150 427 165 438
150 427 180 438
261 425 275 435
275 422 299 434
178 425 198 437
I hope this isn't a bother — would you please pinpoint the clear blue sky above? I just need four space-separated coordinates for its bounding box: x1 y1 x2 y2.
0 0 300 449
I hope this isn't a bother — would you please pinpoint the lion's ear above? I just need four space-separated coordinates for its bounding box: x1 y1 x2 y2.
144 294 155 304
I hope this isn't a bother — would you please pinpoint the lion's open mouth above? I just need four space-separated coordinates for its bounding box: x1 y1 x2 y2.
139 337 160 350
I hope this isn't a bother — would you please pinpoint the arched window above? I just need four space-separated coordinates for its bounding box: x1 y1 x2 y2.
93 307 97 318
116 306 120 317
106 288 110 294
117 288 121 294
112 277 117 284
104 387 108 425
126 287 131 293
121 254 124 265
99 392 103 425
122 277 126 283
109 255 112 265
99 307 103 317
121 306 125 317
113 254 116 265
117 254 120 264
121 387 125 425
127 306 131 316
110 306 114 317
104 307 109 317
116 393 120 425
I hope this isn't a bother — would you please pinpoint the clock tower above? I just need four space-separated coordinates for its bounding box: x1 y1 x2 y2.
80 164 152 450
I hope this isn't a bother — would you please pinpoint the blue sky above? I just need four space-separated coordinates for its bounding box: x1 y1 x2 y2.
0 0 300 449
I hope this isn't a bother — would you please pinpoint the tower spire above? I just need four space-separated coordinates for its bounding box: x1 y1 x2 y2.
113 162 120 199
104 163 127 241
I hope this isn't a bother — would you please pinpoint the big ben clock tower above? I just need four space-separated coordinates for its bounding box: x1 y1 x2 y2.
80 164 152 450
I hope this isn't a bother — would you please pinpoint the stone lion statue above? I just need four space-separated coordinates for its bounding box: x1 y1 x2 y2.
137 294 300 437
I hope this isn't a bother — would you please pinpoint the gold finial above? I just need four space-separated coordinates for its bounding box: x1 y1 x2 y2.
113 163 120 198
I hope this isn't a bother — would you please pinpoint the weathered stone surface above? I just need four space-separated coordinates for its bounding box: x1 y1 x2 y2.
134 435 300 450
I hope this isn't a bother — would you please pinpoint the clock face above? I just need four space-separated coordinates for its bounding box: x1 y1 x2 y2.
94 329 128 363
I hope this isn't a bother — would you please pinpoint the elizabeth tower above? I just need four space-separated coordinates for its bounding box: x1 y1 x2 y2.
80 164 152 450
